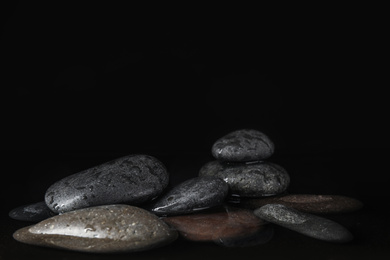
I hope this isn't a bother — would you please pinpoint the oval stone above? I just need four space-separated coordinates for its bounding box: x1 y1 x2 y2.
163 206 272 246
211 129 275 162
45 154 169 214
149 176 229 216
9 201 56 222
199 161 290 197
239 194 364 214
13 205 178 253
254 204 353 243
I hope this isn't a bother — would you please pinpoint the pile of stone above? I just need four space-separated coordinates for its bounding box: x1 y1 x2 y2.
9 129 363 253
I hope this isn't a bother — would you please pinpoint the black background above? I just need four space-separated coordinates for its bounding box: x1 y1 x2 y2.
1 2 387 260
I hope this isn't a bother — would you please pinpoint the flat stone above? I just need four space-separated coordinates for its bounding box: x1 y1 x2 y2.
212 129 275 162
163 206 272 246
254 204 353 243
239 194 364 214
9 201 56 222
45 154 169 214
13 205 178 253
199 161 290 197
149 176 229 216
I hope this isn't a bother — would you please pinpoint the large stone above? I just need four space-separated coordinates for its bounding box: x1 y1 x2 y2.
45 154 169 214
149 176 229 216
211 129 275 162
239 194 364 214
9 201 56 222
199 161 290 197
13 205 178 253
254 204 353 243
163 206 273 246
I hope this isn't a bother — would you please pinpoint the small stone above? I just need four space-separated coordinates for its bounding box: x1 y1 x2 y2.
9 201 56 222
254 204 353 243
163 206 272 247
149 176 229 216
199 161 290 197
45 154 169 214
212 129 275 162
239 194 364 214
13 205 178 253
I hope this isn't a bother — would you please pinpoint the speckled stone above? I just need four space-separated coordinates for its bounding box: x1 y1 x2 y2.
199 161 290 197
45 154 169 214
254 204 353 243
211 129 275 162
149 176 229 216
239 194 364 214
9 201 56 222
13 205 178 253
163 206 271 246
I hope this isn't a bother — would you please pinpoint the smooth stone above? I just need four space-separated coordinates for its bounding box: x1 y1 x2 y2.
211 129 275 162
13 205 178 253
163 206 272 246
199 161 290 197
9 201 56 222
238 194 364 214
254 204 353 243
149 176 229 216
45 154 169 214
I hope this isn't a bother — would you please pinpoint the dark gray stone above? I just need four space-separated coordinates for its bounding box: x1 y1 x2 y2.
13 205 178 253
199 161 290 197
9 201 56 222
254 204 353 243
149 176 229 216
212 129 275 162
45 154 169 214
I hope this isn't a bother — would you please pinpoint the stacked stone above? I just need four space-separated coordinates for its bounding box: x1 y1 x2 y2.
199 129 290 198
8 129 364 253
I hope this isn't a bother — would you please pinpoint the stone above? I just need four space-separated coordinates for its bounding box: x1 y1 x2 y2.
211 129 274 162
238 194 364 214
254 204 353 243
149 176 229 216
9 201 56 222
199 160 290 197
163 206 273 247
13 204 178 253
45 154 169 214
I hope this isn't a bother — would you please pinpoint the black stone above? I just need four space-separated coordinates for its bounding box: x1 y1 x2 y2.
45 154 169 214
149 176 229 216
254 204 353 243
9 201 56 222
212 129 275 162
199 161 290 197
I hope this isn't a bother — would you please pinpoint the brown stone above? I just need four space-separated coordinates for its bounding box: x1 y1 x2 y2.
238 194 363 214
162 206 268 242
13 205 178 253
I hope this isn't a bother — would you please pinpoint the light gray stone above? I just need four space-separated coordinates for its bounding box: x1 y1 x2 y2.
254 204 353 243
13 205 178 253
212 129 275 162
45 154 169 214
199 161 289 197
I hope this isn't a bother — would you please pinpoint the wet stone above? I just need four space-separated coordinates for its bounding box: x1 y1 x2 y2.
239 194 364 214
254 204 353 243
163 206 273 247
45 154 169 214
149 176 229 216
9 201 56 222
13 205 178 253
212 129 275 162
199 161 290 197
